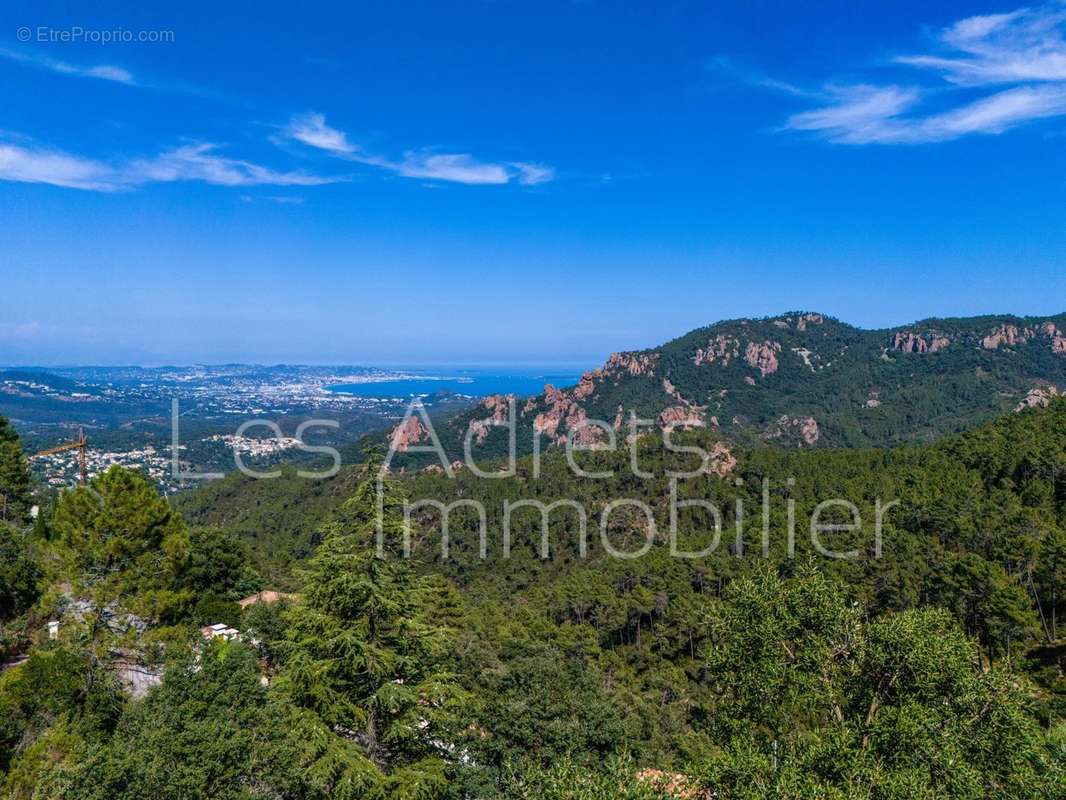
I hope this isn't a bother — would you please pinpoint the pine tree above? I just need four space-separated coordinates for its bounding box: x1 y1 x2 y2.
49 466 191 641
276 459 467 799
0 523 40 623
0 415 33 525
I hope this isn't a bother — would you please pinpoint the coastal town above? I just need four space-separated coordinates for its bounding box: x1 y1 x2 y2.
2 364 478 491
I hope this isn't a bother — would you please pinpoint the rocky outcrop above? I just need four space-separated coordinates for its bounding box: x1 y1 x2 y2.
660 379 703 416
694 335 783 376
745 341 781 376
1041 322 1066 353
533 384 570 440
658 404 705 429
1015 385 1062 411
693 335 739 367
982 324 1031 350
636 769 710 800
532 410 562 440
765 415 820 446
891 332 950 354
572 373 596 399
466 394 514 444
562 351 658 404
708 441 737 477
568 408 605 446
518 349 662 446
980 321 1066 353
532 384 601 444
390 417 428 452
662 378 681 401
892 332 927 353
603 351 657 377
792 347 815 371
772 313 824 331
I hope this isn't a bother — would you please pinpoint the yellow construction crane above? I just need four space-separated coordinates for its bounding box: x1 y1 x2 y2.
32 427 89 486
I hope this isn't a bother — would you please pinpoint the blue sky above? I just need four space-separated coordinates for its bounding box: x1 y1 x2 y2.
3 1 1066 365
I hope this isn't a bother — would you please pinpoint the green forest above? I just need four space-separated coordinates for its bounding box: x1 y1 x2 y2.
0 397 1064 798
422 312 1066 465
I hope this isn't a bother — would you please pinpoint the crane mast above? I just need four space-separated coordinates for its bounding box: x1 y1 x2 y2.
32 427 89 486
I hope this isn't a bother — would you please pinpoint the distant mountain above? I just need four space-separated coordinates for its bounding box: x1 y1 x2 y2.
397 311 1066 459
0 369 82 393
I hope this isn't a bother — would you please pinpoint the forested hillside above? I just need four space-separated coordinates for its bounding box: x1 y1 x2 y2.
11 1 1066 796
2 395 1066 797
184 395 1066 665
395 312 1066 467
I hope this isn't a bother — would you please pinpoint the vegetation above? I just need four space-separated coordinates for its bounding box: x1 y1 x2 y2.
0 416 33 525
418 312 1066 467
1 395 1065 797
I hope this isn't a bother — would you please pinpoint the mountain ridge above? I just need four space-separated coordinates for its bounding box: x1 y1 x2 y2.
396 310 1066 460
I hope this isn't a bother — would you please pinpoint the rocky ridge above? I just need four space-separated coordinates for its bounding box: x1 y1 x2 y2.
390 311 1066 460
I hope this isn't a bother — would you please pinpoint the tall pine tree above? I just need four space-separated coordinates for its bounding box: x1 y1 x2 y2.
0 415 32 525
276 457 468 799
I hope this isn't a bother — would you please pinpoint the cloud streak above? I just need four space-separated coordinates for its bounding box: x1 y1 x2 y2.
128 143 335 187
281 112 554 185
0 46 135 85
786 85 921 143
0 112 550 193
0 46 220 97
782 4 1066 144
896 7 1066 85
0 138 339 191
283 112 356 155
0 143 116 190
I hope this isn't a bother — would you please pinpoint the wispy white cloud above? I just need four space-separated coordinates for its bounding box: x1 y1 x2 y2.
896 6 1066 85
786 82 1066 143
241 194 306 205
0 47 135 85
510 162 555 185
280 112 554 185
0 142 117 190
707 54 824 99
786 85 921 143
128 143 334 187
283 112 356 155
371 152 512 184
926 82 1066 134
0 46 219 97
83 64 135 84
0 138 339 192
781 4 1066 144
363 152 554 185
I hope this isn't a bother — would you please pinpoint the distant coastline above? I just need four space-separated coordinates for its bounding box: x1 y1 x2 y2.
326 366 583 399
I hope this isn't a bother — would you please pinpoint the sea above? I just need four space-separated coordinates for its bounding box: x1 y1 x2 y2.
326 366 585 399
